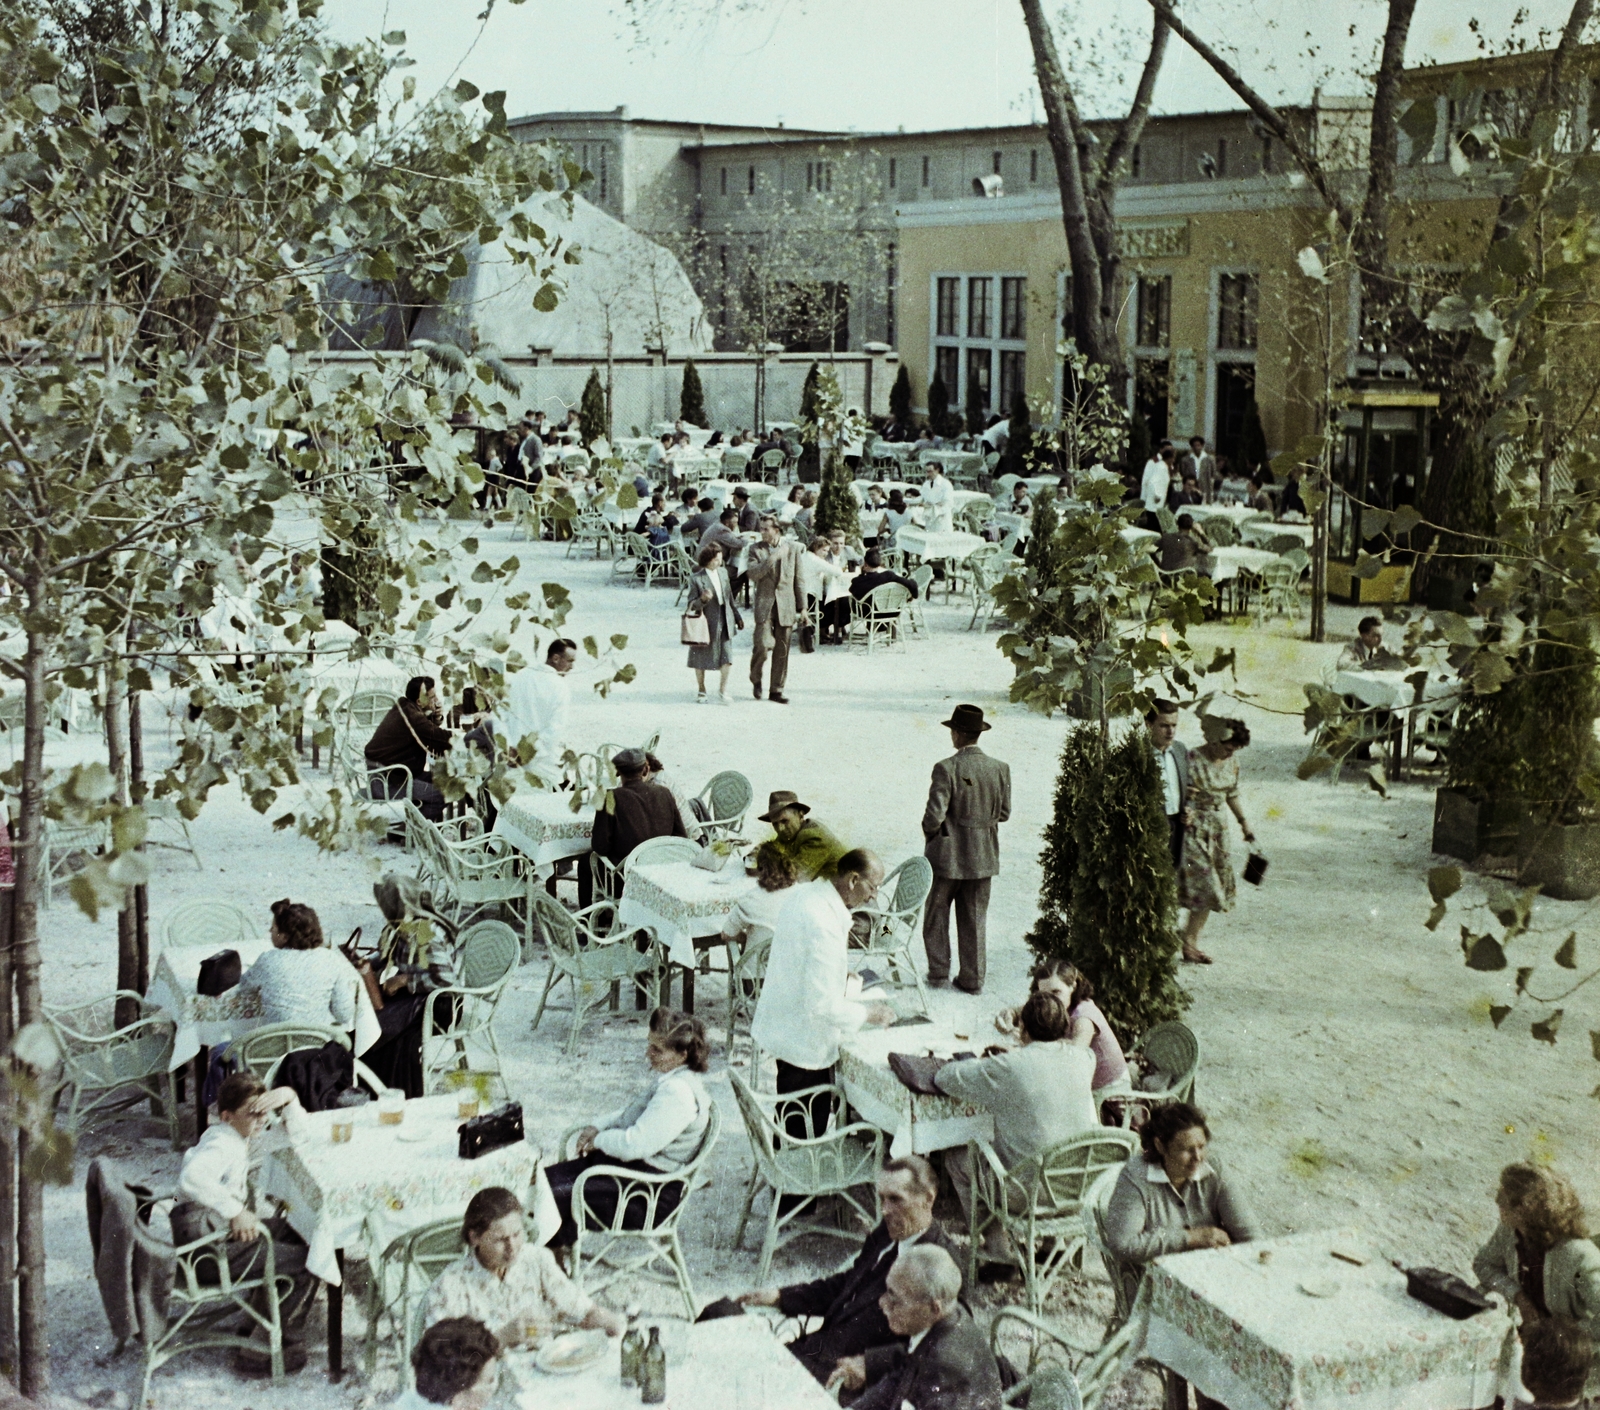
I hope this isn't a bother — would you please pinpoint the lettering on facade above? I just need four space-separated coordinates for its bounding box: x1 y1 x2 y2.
1118 221 1190 259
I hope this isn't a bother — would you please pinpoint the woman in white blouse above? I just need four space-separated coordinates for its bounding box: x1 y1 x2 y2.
544 1009 711 1247
721 848 797 949
801 535 852 645
239 900 359 1028
423 1186 623 1349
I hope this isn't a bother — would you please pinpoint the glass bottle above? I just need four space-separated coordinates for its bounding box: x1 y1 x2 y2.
619 1320 643 1387
640 1325 666 1404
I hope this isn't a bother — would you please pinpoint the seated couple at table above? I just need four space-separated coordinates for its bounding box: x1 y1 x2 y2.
365 676 490 822
994 959 1133 1100
730 1155 990 1398
542 1007 711 1247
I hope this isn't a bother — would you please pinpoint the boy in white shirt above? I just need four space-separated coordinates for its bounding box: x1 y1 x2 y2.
175 1071 316 1374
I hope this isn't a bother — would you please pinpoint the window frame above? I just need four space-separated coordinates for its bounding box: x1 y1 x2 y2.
929 270 1028 422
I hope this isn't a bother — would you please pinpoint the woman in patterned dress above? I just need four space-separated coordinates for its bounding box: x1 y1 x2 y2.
1177 720 1255 965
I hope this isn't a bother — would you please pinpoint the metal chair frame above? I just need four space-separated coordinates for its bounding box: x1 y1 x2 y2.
530 893 663 1055
1134 1021 1200 1103
560 1104 721 1319
693 769 753 842
992 1304 1141 1410
420 919 521 1097
234 1023 352 1080
362 1215 463 1376
849 856 932 1016
160 897 255 955
729 1072 884 1283
845 582 910 654
44 991 181 1148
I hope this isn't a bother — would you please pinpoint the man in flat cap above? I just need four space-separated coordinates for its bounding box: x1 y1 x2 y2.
755 790 846 882
921 705 1010 994
590 748 686 872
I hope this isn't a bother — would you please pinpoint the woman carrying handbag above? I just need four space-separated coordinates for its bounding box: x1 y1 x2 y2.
684 542 743 704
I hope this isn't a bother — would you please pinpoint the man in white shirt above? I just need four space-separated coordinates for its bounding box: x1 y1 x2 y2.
1145 697 1189 872
502 637 577 769
1141 444 1172 515
174 1071 316 1374
920 465 954 533
751 848 895 1137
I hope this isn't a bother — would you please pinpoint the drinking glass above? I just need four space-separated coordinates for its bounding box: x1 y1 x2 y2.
377 1088 405 1126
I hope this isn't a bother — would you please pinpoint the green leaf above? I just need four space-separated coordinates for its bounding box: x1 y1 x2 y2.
30 84 61 114
1531 1010 1563 1045
1590 1030 1600 1062
453 80 480 104
1462 932 1506 971
532 283 560 313
471 561 495 583
582 636 598 658
382 29 406 43
1427 866 1461 904
369 249 397 283
1555 932 1577 969
1515 966 1533 995
1424 900 1447 932
1489 1005 1512 1029
609 634 628 650
111 807 147 854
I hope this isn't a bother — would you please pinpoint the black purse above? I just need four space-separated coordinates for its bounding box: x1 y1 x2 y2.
1402 1266 1493 1319
458 1102 524 1160
1243 852 1269 886
196 950 241 997
798 621 817 654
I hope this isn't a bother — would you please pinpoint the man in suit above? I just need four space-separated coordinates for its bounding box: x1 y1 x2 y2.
850 549 918 610
589 748 686 869
737 1156 965 1385
747 517 805 703
700 507 749 600
732 486 761 532
934 990 1097 1269
921 704 1011 995
1179 434 1214 500
829 1246 1002 1410
1146 698 1189 870
680 496 718 540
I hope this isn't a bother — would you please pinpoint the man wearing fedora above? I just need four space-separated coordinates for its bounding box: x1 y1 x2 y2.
756 790 846 882
921 705 1011 994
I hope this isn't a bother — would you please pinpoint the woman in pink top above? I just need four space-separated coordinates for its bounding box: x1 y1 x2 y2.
1028 960 1132 1096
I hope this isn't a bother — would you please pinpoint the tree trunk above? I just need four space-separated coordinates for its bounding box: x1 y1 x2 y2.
104 662 138 1028
0 879 15 1380
15 585 47 1401
1019 0 1119 371
128 693 149 995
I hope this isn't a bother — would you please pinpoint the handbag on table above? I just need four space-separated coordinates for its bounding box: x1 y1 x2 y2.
458 1102 525 1159
681 612 711 645
196 950 241 996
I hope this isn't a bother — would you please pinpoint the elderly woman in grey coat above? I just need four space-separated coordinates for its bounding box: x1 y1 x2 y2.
685 541 742 704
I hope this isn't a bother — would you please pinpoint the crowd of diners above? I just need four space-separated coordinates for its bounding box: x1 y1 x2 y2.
180 830 1600 1408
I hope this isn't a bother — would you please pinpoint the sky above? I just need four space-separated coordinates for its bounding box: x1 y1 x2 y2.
323 0 1570 133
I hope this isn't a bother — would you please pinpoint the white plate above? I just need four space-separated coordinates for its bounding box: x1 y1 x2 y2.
1299 1277 1342 1298
394 1127 433 1143
536 1330 609 1375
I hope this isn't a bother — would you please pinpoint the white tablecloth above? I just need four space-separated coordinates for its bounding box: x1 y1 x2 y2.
1209 546 1281 584
992 511 1031 540
1332 668 1459 711
617 860 757 969
493 788 593 879
895 528 986 564
921 450 985 476
1238 521 1315 548
837 1019 994 1158
259 1096 552 1285
146 939 381 1070
514 1315 836 1409
1189 504 1269 527
1137 1229 1516 1410
1120 526 1159 548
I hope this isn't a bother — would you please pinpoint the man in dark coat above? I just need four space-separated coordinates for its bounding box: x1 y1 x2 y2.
1146 698 1190 869
831 1245 1002 1410
364 676 452 821
921 704 1011 995
737 1157 963 1385
589 748 686 867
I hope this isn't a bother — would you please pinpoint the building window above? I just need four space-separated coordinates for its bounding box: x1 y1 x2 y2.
886 243 897 345
931 273 1027 423
967 277 992 338
992 150 1002 175
1217 272 1258 350
1029 148 1038 182
720 167 727 196
936 277 960 338
999 349 1026 413
922 155 930 187
718 245 729 330
599 146 608 202
1001 277 1026 340
822 161 833 192
1216 138 1228 177
889 157 897 188
806 161 813 191
1131 143 1141 178
747 165 755 194
1136 275 1171 348
806 161 833 192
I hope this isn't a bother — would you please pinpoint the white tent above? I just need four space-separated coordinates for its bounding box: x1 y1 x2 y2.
411 193 710 357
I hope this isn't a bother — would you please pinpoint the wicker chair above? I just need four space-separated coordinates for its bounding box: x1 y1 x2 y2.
694 770 753 841
1134 1021 1199 1103
530 893 662 1055
44 992 181 1148
849 856 932 1016
420 919 521 1097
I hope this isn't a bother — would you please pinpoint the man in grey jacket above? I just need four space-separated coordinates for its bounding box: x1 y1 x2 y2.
748 517 805 703
934 991 1097 1266
921 704 1010 994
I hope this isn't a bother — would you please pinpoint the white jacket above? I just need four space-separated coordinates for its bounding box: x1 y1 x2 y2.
751 879 867 1069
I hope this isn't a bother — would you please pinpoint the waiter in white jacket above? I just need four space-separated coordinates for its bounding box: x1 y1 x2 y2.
920 464 955 533
752 848 895 1138
502 637 577 768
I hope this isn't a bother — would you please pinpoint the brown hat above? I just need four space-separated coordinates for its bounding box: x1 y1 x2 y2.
941 703 991 734
757 790 810 823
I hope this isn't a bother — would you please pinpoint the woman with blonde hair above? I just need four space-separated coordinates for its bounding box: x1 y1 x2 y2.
1475 1162 1600 1388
